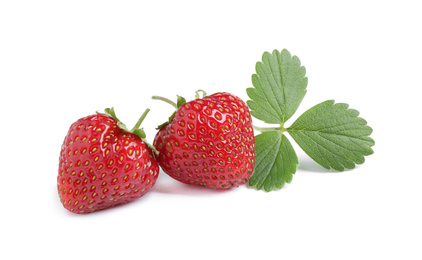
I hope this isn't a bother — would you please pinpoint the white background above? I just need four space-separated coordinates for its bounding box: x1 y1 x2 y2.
1 1 421 259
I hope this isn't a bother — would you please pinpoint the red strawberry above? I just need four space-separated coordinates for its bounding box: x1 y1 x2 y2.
153 91 255 189
57 108 159 214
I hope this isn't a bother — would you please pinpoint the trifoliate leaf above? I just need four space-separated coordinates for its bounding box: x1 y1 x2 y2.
249 131 298 191
287 100 375 171
246 49 308 124
246 48 375 191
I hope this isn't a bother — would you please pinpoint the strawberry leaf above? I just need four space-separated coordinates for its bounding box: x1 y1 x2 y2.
248 131 298 191
246 49 308 124
247 49 374 191
287 100 375 171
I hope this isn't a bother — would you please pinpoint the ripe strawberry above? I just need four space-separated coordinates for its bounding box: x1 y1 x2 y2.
57 108 159 214
153 91 255 189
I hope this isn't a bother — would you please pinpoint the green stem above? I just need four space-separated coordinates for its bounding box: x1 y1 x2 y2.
131 108 150 132
253 125 286 133
151 96 177 109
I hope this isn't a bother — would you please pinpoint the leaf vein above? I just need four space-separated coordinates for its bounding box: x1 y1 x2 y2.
258 68 283 122
289 129 372 143
260 137 282 189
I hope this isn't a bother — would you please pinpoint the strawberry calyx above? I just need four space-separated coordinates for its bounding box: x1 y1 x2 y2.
97 107 158 154
152 89 207 130
194 89 207 99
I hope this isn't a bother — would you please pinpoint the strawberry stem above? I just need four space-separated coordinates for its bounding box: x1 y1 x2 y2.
151 96 177 109
131 108 150 132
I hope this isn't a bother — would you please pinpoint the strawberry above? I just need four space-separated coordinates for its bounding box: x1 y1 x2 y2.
152 91 255 189
57 108 159 214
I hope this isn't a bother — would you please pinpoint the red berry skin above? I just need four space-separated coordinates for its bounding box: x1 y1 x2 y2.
58 114 159 214
153 92 255 189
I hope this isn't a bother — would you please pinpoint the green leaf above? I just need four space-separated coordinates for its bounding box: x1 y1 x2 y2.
246 49 308 124
287 100 375 171
246 49 375 191
249 131 298 191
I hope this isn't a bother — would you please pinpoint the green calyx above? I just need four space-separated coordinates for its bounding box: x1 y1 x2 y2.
100 107 148 139
195 89 207 99
152 89 207 130
97 107 158 154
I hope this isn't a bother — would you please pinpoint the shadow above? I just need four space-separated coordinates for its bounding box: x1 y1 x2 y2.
151 173 234 196
298 157 332 173
298 157 356 173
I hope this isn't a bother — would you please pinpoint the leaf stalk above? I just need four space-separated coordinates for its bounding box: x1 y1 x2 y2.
253 125 286 133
